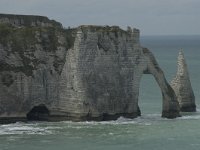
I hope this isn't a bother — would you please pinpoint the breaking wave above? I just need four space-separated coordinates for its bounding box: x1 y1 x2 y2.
1 112 200 135
0 122 60 135
178 112 200 120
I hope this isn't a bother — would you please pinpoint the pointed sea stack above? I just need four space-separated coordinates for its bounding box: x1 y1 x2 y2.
171 50 196 112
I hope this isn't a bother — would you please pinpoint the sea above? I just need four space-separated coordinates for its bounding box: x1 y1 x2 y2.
0 35 200 150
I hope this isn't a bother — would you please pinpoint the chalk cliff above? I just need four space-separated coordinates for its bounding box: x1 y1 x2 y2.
171 51 196 112
0 14 180 123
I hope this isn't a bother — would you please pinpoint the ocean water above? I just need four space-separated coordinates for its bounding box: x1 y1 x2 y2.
0 35 200 150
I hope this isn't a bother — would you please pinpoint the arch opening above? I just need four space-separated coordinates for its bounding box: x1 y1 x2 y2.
27 105 49 121
138 75 162 115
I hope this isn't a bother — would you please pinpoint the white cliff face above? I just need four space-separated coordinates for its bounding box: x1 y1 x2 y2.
0 14 180 123
171 51 196 112
58 26 179 120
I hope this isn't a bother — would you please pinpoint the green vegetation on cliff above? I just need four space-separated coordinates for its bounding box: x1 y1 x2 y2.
0 16 134 77
0 22 75 76
0 14 62 27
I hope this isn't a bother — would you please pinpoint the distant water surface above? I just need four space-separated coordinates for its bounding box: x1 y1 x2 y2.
0 35 200 150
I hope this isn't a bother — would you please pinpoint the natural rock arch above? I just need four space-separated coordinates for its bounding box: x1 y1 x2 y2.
0 17 181 122
141 48 180 118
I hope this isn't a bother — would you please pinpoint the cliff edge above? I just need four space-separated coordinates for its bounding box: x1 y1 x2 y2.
0 14 180 123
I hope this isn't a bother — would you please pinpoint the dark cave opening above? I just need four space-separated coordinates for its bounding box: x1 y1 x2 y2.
26 105 49 121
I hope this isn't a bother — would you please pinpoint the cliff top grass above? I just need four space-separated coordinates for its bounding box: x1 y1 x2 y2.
0 13 62 28
78 25 131 34
77 25 140 39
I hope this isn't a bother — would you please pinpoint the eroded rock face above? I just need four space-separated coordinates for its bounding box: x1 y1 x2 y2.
0 14 180 123
171 51 196 112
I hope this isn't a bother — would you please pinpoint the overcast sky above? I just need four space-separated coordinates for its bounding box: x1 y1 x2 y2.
0 0 200 35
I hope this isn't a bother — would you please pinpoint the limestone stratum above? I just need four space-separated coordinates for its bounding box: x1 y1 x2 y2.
0 14 184 123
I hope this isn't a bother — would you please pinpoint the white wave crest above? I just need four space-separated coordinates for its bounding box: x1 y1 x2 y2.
179 114 200 120
0 122 58 135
